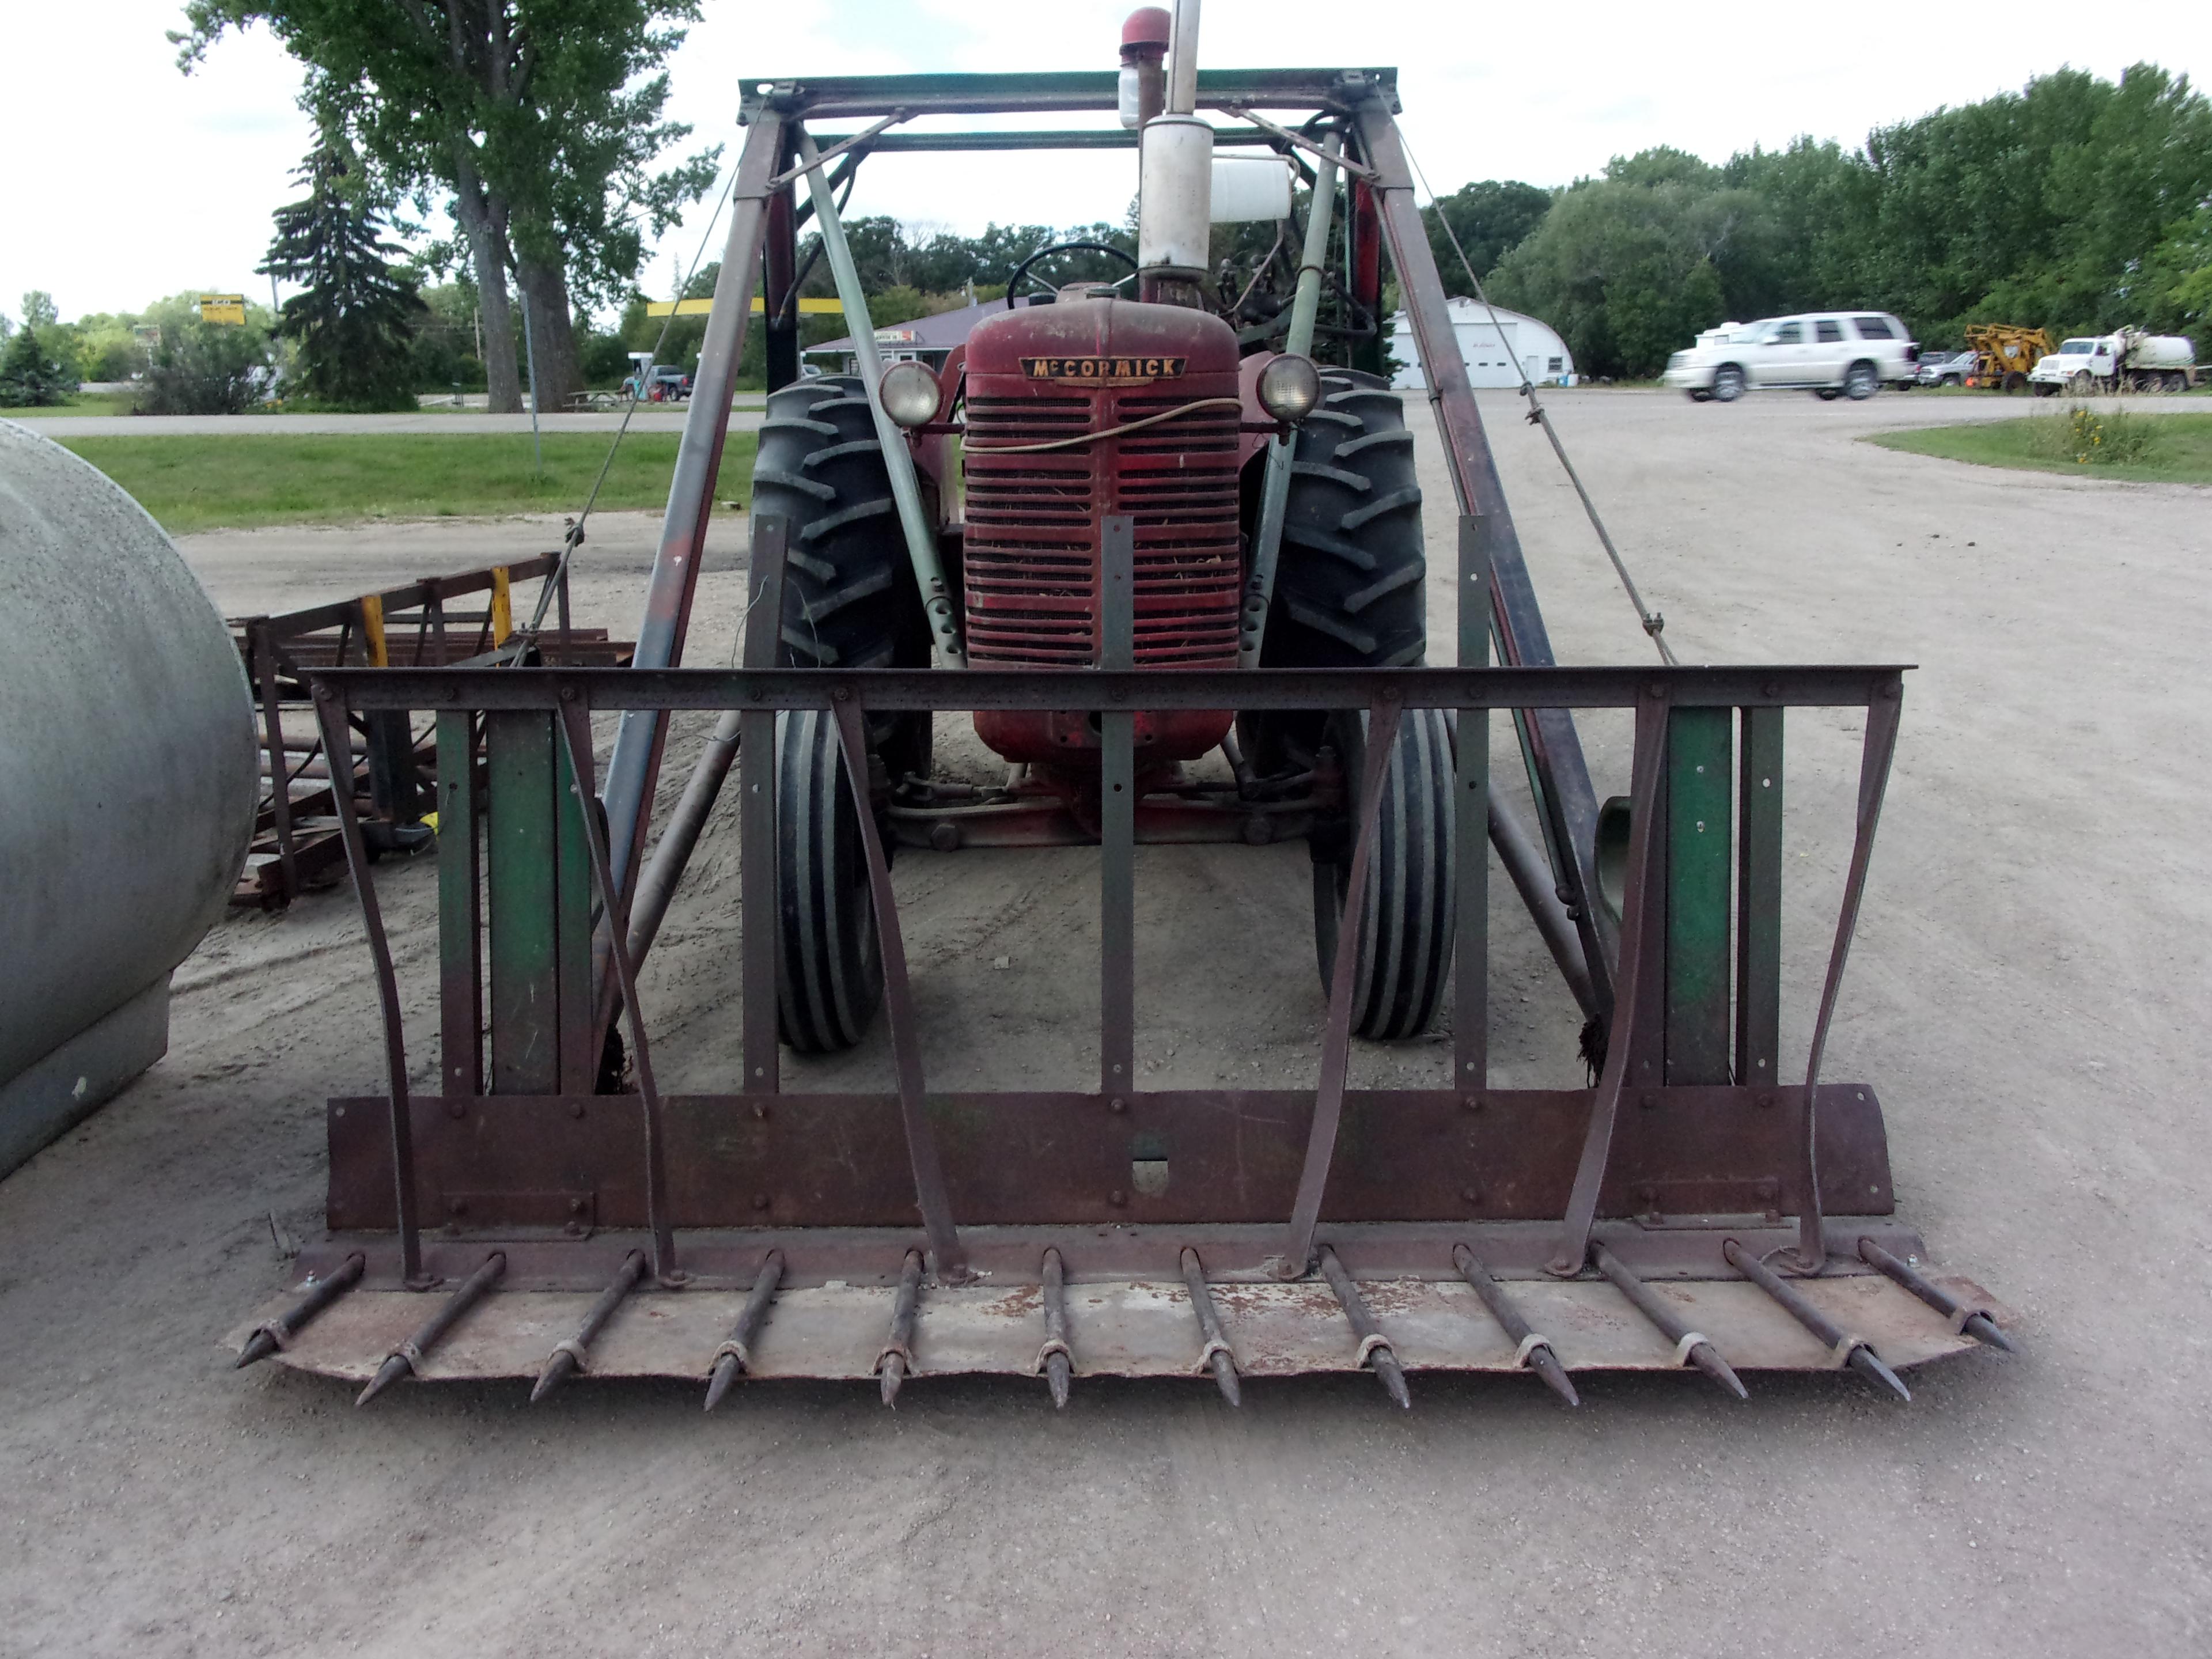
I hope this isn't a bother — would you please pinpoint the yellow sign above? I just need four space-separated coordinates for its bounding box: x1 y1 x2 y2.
198 294 247 325
645 296 842 317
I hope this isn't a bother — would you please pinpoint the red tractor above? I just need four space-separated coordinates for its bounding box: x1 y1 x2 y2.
232 1 2013 1406
752 9 1444 1052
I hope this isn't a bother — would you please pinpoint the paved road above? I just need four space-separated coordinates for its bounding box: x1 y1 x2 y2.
2 388 2207 1656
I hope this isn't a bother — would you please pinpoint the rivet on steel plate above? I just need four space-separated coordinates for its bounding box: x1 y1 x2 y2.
752 1101 771 1120
446 1100 466 1119
1108 1097 1127 1114
559 685 577 702
1756 1091 1774 1108
1108 1189 1127 1207
1461 1094 1483 1112
832 685 851 702
1640 1092 1658 1109
568 1101 585 1119
751 1192 770 1210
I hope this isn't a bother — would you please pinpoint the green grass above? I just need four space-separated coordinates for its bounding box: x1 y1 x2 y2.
1868 409 2212 484
2 390 141 416
50 431 756 533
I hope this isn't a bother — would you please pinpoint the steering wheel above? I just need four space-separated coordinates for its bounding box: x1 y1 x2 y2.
1003 241 1139 310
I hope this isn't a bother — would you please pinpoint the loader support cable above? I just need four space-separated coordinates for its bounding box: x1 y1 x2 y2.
1399 136 1680 668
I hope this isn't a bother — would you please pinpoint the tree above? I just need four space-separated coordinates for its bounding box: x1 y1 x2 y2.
1420 180 1554 296
1487 154 1768 377
178 2 717 413
0 308 74 407
260 142 426 408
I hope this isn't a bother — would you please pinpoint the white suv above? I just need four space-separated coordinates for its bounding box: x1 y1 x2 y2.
1664 312 1919 402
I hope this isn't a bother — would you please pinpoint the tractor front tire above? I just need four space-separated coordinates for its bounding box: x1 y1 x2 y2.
774 707 882 1054
754 373 933 786
1311 705 1456 1041
1245 368 1452 1039
753 374 932 1053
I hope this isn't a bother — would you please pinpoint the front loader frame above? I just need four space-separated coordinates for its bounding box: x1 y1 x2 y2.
240 68 2016 1400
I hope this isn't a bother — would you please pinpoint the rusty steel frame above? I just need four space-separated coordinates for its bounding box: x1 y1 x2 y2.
306 630 1908 1299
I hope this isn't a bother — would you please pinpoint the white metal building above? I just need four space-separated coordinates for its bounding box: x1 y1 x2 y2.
1387 298 1575 389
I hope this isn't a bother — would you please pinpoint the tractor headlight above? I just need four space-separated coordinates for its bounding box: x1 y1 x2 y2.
877 361 941 427
1257 353 1321 423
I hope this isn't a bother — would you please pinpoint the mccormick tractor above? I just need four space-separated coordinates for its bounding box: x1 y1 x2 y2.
229 2 2016 1409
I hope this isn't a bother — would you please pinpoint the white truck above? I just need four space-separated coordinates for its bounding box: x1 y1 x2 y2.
2028 329 2198 395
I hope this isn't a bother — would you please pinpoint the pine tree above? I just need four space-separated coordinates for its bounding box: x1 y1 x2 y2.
0 310 73 407
259 144 425 409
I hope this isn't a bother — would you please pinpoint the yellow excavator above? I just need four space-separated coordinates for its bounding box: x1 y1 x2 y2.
1964 324 2051 393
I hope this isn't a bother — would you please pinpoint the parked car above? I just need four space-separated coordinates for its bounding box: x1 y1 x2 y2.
1663 312 1920 402
623 363 692 402
1914 349 1976 387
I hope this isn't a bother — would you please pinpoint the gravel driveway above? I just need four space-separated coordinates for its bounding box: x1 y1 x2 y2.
1 388 2205 1657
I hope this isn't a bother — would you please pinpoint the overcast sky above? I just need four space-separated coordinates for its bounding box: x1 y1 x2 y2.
7 0 2209 325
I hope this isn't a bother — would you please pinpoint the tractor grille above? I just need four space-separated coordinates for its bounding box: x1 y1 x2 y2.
963 393 1241 668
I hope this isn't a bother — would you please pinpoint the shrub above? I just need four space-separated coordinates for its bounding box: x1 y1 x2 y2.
138 318 263 415
2028 402 2162 467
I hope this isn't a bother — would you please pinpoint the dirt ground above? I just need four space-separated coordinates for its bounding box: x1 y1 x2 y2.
3 388 2208 1656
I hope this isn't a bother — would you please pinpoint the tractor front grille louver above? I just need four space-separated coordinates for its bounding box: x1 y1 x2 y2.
963 393 1241 668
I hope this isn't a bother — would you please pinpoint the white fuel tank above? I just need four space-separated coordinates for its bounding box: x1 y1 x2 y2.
0 421 255 1174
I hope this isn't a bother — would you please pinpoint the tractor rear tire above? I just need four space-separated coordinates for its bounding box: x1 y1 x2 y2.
753 373 933 786
774 707 882 1054
1310 705 1455 1041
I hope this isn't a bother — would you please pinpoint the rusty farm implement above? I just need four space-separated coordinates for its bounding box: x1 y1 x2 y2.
231 6 2013 1409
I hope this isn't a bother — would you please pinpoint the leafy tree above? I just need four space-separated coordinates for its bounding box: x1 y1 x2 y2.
179 2 717 414
19 291 59 330
259 142 426 409
0 313 74 407
1487 156 1768 376
1421 180 1553 296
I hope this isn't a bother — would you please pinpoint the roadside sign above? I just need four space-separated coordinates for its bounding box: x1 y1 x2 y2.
645 297 843 317
198 294 247 325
